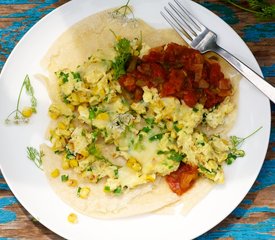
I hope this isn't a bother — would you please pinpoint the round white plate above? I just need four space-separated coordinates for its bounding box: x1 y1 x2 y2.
0 0 271 239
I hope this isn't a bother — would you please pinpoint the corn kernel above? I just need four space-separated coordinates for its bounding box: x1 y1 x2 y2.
67 213 77 224
22 107 33 118
79 93 88 103
146 174 156 182
69 159 79 168
96 112 109 121
62 160 70 170
57 121 67 130
51 169 60 178
80 149 89 158
67 179 78 187
67 104 75 111
70 93 79 105
127 157 142 171
78 187 90 199
99 89 105 97
48 111 59 119
48 104 60 119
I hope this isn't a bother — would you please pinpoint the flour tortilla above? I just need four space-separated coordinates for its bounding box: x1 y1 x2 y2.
41 144 180 218
41 9 239 218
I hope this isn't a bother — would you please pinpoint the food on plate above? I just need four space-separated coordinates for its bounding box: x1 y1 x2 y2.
41 8 241 218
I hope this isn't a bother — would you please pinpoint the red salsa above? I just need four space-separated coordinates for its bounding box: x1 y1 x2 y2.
119 43 232 108
165 163 198 195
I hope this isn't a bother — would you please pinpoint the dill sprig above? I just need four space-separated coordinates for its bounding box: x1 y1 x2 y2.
226 126 262 165
224 0 275 20
111 0 135 20
5 75 37 124
27 146 44 170
24 75 37 113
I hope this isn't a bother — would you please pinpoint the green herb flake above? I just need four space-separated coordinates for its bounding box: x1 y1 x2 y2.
198 163 214 175
114 186 122 195
114 169 119 178
145 118 155 126
173 121 181 132
168 150 186 162
157 150 166 155
89 107 97 120
77 187 81 197
141 126 151 133
72 72 81 82
59 71 69 83
149 133 163 142
104 186 111 192
61 175 69 182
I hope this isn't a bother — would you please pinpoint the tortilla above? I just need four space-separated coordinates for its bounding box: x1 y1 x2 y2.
41 9 240 218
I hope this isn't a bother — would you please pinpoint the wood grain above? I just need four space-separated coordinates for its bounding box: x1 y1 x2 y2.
0 0 274 239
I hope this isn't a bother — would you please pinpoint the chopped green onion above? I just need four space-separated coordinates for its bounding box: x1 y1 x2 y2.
149 133 163 142
61 175 69 182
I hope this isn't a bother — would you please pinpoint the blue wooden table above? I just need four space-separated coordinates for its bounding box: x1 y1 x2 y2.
0 0 274 239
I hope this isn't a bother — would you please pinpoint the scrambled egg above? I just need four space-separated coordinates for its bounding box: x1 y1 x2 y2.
48 38 236 195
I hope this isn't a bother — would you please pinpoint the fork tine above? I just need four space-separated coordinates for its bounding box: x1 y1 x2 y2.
161 11 192 45
164 6 195 39
168 2 198 37
174 0 206 32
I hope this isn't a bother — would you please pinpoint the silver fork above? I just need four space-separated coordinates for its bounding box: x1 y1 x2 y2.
161 0 275 103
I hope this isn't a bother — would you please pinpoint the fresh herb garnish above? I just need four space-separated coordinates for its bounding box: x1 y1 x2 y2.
149 133 164 142
145 118 155 126
114 169 119 178
224 0 275 20
89 107 97 120
157 149 186 162
104 186 111 192
114 186 122 195
226 127 262 165
141 126 151 133
5 75 37 124
111 36 132 80
168 150 186 162
198 163 216 176
88 143 105 160
26 147 44 170
173 121 181 132
61 175 69 182
77 187 81 197
111 0 134 19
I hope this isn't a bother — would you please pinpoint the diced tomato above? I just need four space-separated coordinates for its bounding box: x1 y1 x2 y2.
218 78 232 90
166 163 198 195
183 90 198 107
209 63 223 84
133 88 143 102
118 42 232 109
119 75 137 92
161 82 177 96
168 69 186 89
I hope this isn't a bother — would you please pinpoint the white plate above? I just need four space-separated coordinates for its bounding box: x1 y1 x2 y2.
0 0 271 239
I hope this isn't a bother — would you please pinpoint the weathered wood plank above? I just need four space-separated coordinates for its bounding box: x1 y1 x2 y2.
0 0 274 239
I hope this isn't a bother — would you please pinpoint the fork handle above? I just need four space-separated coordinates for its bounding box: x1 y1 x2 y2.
212 45 275 104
